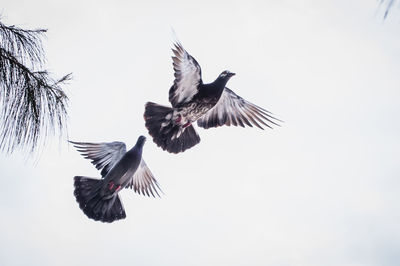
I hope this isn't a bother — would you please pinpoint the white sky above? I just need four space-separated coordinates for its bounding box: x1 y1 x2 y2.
1 1 400 266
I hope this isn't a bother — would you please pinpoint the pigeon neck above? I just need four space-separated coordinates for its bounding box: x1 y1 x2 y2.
134 138 145 153
214 77 229 89
135 146 143 155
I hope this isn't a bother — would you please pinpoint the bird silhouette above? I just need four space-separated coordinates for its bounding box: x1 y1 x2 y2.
144 40 281 154
70 136 161 223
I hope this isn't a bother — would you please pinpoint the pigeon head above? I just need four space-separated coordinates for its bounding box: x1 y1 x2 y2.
218 70 236 80
136 135 146 147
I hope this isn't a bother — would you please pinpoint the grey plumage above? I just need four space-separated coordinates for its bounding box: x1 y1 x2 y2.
70 135 162 223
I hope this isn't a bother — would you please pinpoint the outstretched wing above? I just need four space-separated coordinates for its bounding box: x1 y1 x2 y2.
197 88 281 130
125 159 162 198
169 42 202 107
69 141 126 177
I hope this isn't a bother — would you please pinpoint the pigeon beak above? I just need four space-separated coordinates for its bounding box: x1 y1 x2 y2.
228 72 236 77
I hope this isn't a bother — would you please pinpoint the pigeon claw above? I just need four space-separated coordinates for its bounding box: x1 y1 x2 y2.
108 182 122 192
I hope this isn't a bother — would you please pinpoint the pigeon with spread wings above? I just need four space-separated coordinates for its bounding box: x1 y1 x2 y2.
144 41 281 153
70 136 161 223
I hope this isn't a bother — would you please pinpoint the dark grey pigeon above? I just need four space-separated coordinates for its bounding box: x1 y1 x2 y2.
70 135 161 223
144 41 281 154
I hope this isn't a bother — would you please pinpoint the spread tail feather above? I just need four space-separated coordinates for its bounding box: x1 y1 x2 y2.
74 176 126 223
144 102 200 153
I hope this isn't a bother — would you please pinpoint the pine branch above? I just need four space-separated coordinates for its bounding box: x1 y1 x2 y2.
0 20 71 154
0 21 47 68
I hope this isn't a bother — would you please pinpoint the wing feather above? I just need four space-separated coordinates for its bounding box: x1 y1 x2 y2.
69 141 126 177
125 159 162 198
197 88 281 130
169 42 202 107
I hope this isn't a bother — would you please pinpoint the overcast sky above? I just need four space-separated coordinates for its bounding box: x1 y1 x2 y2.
1 1 399 266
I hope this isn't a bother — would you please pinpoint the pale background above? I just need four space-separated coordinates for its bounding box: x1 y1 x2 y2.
0 1 399 265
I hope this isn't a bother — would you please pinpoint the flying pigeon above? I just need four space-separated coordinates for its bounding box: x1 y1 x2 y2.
144 40 281 153
70 135 161 223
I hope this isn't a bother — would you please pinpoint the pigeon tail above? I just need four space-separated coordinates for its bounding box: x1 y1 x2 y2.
144 102 200 153
74 176 126 223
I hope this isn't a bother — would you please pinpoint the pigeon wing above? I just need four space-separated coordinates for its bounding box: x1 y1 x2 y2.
169 42 202 107
69 141 126 177
197 88 281 129
125 159 162 198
